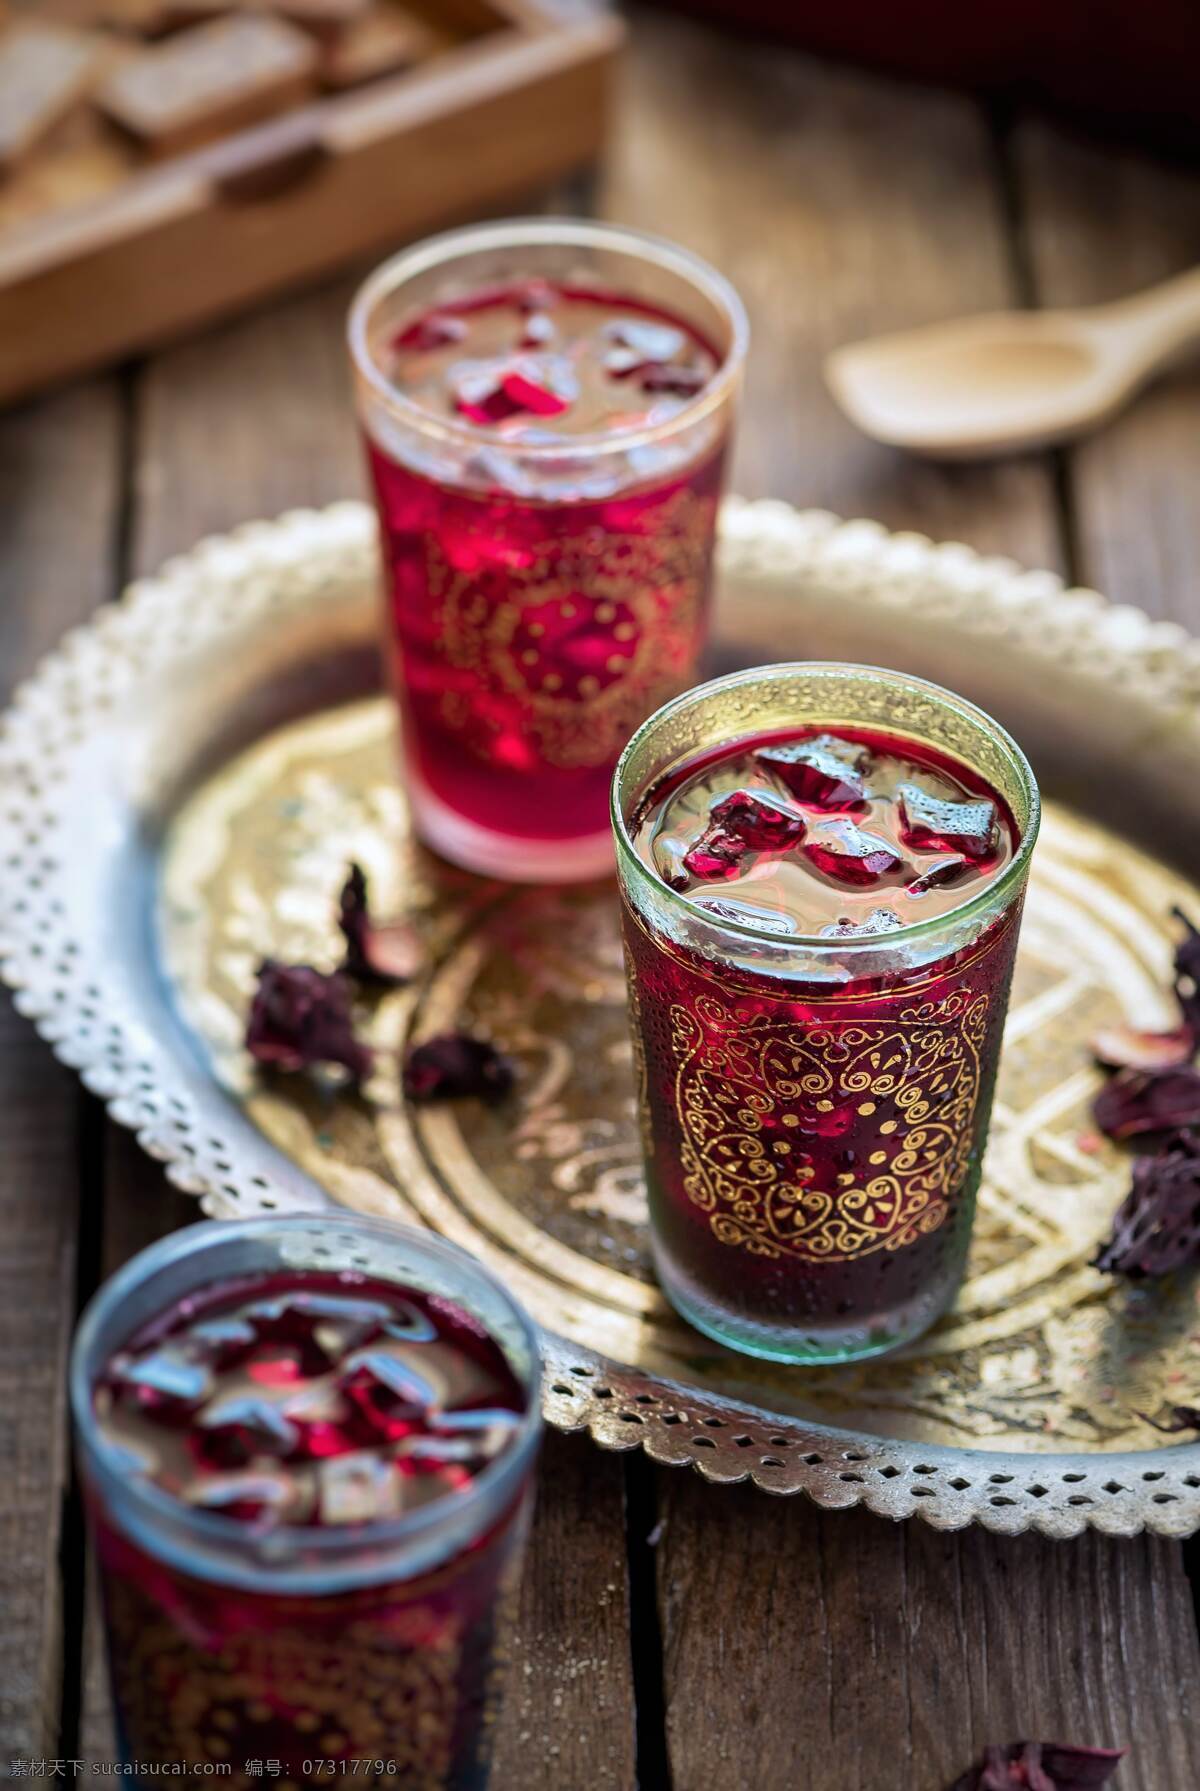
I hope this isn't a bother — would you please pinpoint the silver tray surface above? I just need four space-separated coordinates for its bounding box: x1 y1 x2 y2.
4 497 1200 1539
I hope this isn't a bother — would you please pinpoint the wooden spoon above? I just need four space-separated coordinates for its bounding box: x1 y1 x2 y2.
824 267 1200 459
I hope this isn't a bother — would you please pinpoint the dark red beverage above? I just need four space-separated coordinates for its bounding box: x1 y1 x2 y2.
73 1219 542 1789
613 665 1039 1363
351 221 746 881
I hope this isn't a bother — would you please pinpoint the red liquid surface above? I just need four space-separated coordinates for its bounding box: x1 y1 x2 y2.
624 727 1024 1350
90 1271 530 1787
633 724 1016 933
366 281 729 849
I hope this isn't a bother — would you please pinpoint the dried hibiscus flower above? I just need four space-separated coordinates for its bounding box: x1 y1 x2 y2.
1092 1065 1200 1140
246 960 372 1085
338 863 424 986
950 1740 1124 1790
1093 1130 1200 1277
1090 1023 1194 1073
1090 910 1200 1074
403 1033 514 1105
1138 1404 1200 1434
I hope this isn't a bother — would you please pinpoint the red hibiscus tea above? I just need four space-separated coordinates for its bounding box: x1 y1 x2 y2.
612 664 1040 1364
349 220 747 881
72 1217 542 1788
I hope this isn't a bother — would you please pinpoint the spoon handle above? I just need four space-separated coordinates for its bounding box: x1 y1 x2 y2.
1100 266 1200 372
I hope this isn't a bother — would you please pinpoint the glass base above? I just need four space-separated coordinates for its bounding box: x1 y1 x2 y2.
409 778 614 883
652 1244 963 1366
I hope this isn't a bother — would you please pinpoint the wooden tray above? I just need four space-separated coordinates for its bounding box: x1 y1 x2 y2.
0 0 621 405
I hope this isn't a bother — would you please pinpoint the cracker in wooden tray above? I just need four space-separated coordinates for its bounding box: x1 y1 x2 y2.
153 0 369 39
156 0 236 27
40 0 173 30
321 2 438 88
267 0 373 34
96 11 319 155
0 21 105 169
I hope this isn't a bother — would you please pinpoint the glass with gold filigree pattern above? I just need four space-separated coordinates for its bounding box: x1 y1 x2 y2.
349 219 747 882
613 663 1040 1364
71 1216 542 1789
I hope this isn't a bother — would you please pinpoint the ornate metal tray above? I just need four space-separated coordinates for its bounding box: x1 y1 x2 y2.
5 498 1200 1539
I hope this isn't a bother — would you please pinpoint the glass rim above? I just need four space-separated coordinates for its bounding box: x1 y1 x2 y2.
70 1213 543 1578
347 214 749 463
610 660 1041 953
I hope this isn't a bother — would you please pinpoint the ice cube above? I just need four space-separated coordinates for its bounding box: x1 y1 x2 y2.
804 820 905 886
279 1382 361 1460
393 313 468 354
317 1452 403 1525
248 1292 394 1336
755 734 869 809
340 1347 436 1439
520 311 556 348
897 783 998 861
452 354 577 425
819 909 904 939
693 896 799 936
515 280 558 315
186 1470 300 1525
708 789 805 852
196 1395 300 1466
907 856 973 897
384 1304 438 1345
602 317 688 372
682 830 748 880
114 1348 213 1420
187 1317 257 1368
637 363 708 396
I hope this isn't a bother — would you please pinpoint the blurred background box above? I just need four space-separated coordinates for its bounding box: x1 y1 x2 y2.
662 0 1200 159
0 0 621 406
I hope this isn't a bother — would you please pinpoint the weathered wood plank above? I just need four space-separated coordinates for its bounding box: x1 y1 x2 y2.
655 1472 1200 1791
129 275 365 574
1014 121 1200 626
601 12 1060 569
80 274 638 1782
601 16 1200 1791
0 379 124 1762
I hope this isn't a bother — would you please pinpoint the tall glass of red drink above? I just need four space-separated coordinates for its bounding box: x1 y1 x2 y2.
72 1215 542 1788
349 219 747 881
612 663 1040 1365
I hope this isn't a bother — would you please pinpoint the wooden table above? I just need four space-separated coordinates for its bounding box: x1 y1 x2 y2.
4 9 1200 1787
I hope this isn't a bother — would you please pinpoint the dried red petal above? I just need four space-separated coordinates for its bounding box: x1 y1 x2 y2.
682 830 748 880
898 782 998 861
638 362 709 396
245 960 371 1085
403 1033 513 1105
1138 1404 1200 1433
708 789 805 853
393 313 468 353
1093 1066 1200 1139
908 856 971 896
501 367 570 416
755 733 868 811
803 819 904 886
1094 1130 1200 1277
950 1741 1125 1790
338 864 424 987
453 353 578 425
1091 1023 1195 1072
